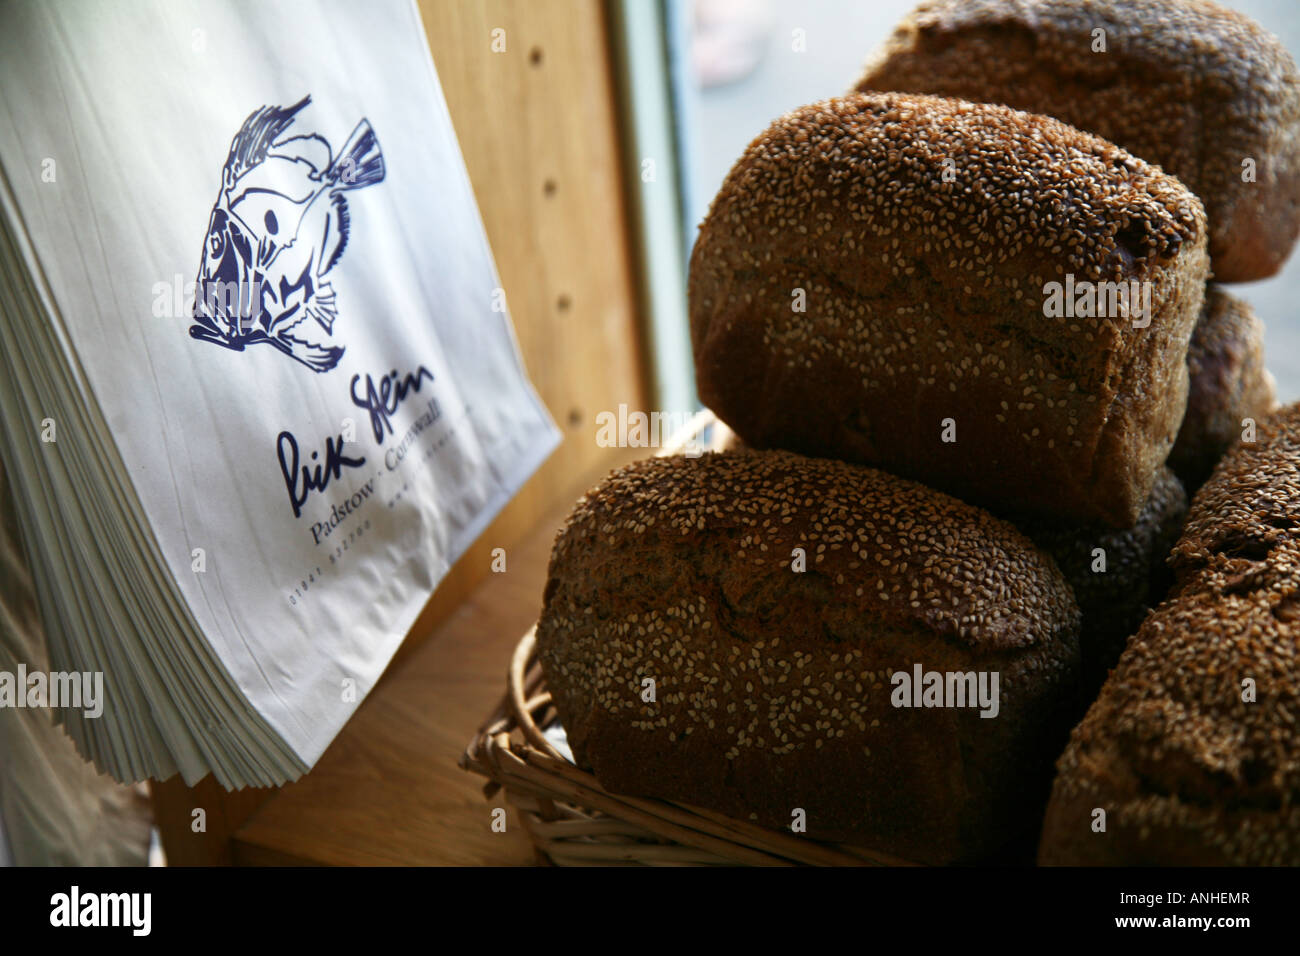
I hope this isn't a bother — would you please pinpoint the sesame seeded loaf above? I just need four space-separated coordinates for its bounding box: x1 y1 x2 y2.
536 450 1082 864
689 93 1208 529
1168 286 1277 493
1039 402 1300 865
1012 466 1186 701
855 0 1300 282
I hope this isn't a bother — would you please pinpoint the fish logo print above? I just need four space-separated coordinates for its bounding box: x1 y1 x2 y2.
190 95 384 372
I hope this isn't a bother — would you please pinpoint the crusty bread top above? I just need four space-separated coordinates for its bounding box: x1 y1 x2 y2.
1173 401 1300 579
856 0 1300 252
693 92 1204 381
544 450 1078 654
701 91 1201 285
1054 404 1300 845
863 0 1296 87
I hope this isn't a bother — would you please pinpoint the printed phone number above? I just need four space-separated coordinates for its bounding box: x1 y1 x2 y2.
287 519 372 606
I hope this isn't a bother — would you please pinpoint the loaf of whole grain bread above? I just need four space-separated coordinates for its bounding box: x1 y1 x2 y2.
1013 466 1186 700
855 0 1300 282
1169 286 1277 492
690 93 1208 527
1039 402 1300 865
537 450 1081 864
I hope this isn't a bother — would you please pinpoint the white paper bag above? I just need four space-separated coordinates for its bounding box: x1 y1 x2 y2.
0 0 559 781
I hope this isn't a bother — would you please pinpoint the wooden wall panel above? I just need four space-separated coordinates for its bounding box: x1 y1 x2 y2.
153 0 649 864
400 0 649 657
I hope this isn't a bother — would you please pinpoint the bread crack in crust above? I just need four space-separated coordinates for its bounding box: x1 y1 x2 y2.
690 93 1208 528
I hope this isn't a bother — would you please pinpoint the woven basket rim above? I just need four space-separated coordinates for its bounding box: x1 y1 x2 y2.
461 628 914 866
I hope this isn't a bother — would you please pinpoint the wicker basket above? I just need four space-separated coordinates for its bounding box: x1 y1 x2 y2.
460 628 914 866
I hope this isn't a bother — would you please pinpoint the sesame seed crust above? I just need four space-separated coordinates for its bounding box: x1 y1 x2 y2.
1040 403 1300 865
1168 286 1278 493
689 92 1208 529
856 0 1300 281
537 449 1081 862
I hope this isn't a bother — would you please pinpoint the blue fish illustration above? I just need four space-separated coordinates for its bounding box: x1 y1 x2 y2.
190 95 385 372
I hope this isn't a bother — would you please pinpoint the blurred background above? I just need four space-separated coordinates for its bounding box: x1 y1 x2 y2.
656 0 1300 403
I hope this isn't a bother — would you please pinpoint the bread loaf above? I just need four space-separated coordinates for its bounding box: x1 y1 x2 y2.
855 0 1300 282
1168 287 1277 492
1014 466 1186 699
537 450 1081 863
690 93 1209 527
1039 403 1300 865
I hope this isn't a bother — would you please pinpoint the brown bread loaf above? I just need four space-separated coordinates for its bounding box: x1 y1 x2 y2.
1039 403 1300 865
1168 286 1277 492
537 450 1081 864
1014 466 1186 700
855 0 1300 282
690 93 1209 527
